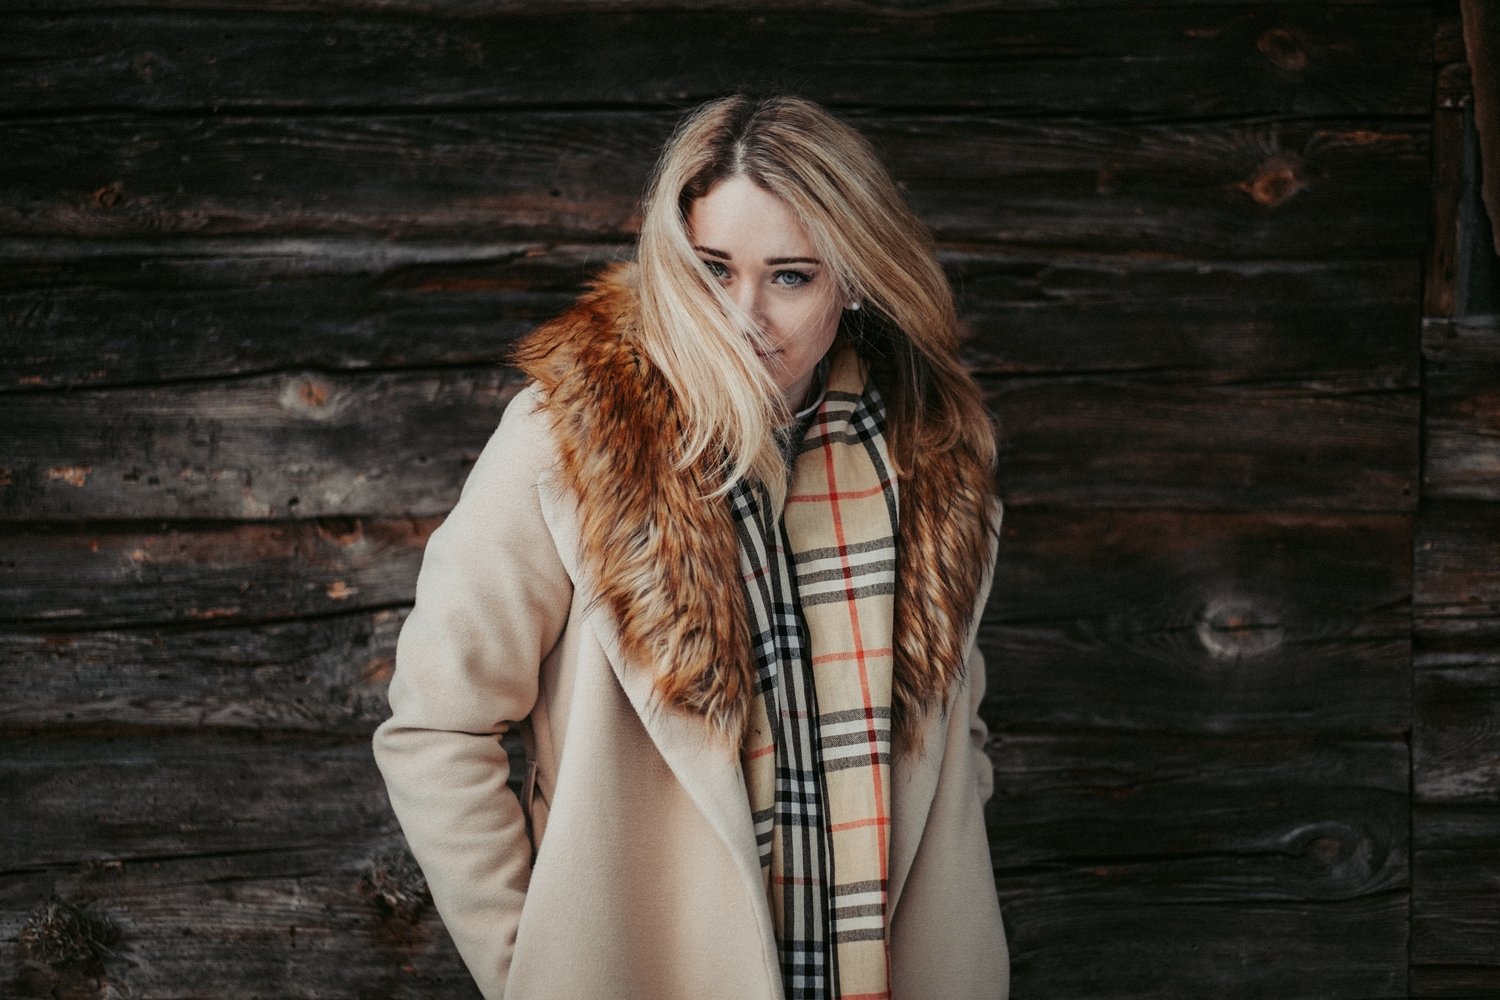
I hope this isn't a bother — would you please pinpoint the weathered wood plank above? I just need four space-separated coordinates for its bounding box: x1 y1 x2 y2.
1001 889 1409 1000
0 242 1419 391
1 369 521 521
986 379 1418 511
1412 843 1500 997
0 611 403 734
1 371 1416 520
987 733 1409 998
0 240 615 391
0 733 392 868
1413 520 1500 958
956 254 1420 385
1415 500 1500 641
1422 316 1500 501
0 518 432 629
1415 652 1500 804
0 113 1429 257
986 733 1408 874
1002 881 1410 1000
0 6 1432 116
980 508 1411 735
1415 803 1500 852
1412 601 1500 994
0 844 480 999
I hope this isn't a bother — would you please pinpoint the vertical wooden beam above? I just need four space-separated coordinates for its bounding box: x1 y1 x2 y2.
1427 14 1470 319
1459 0 1500 255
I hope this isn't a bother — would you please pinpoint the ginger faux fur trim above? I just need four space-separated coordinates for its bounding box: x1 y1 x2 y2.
512 263 996 744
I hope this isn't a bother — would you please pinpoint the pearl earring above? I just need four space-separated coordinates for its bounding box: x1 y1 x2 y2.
847 300 861 311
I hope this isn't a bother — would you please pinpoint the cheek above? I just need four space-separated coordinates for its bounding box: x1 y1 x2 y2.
783 294 841 346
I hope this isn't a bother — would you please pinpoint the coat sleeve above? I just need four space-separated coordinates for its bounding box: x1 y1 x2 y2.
372 384 572 1000
966 642 995 806
966 498 1004 806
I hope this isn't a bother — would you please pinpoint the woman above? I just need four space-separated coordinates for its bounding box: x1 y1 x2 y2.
373 94 1008 1000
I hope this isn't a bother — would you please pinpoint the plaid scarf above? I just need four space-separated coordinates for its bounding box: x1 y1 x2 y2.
733 346 898 1000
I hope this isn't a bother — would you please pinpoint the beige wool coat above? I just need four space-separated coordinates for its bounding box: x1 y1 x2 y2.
373 275 1010 1000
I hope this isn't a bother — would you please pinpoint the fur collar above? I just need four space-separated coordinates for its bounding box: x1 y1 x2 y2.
512 263 995 745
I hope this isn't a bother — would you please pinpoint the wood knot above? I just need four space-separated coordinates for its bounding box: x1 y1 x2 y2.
281 375 341 420
46 465 92 488
1257 28 1308 72
131 51 164 82
360 655 395 686
315 517 363 546
361 847 431 923
90 182 125 210
19 897 121 973
1237 158 1306 208
1194 597 1284 659
298 377 328 408
325 580 359 601
1283 820 1384 893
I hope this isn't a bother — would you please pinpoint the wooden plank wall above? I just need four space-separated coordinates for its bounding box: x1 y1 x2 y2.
1413 10 1500 996
0 1 1474 997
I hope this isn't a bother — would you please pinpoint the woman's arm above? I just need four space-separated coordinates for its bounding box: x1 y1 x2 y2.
372 385 571 1000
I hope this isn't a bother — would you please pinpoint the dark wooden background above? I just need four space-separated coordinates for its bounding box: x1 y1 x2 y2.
3 1 1496 997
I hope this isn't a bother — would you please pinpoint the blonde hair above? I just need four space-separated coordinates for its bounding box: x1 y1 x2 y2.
636 94 995 490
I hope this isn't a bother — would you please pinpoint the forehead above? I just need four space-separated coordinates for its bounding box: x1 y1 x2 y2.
687 176 816 255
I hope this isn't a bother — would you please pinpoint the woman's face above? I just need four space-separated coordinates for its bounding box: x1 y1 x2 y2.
687 175 845 410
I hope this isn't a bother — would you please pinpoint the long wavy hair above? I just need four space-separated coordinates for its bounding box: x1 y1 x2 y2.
635 93 996 494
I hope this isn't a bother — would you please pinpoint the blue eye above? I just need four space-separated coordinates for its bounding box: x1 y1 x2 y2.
702 259 730 279
773 270 812 287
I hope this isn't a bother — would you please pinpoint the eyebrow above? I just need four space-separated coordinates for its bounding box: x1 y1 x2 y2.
693 245 821 267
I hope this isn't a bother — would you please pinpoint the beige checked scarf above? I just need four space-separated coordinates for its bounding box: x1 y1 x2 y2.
733 345 897 1000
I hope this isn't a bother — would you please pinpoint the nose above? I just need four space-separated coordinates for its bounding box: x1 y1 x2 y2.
730 279 765 327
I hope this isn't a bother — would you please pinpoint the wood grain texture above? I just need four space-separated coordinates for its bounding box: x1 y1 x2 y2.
0 239 616 391
1002 890 1409 1000
0 6 1431 116
1411 297 1500 996
1 845 480 1000
1415 500 1500 642
987 733 1409 998
1 733 391 868
986 378 1418 511
1415 651 1500 804
0 518 432 629
0 611 404 734
980 508 1411 735
1411 841 1500 997
0 369 521 520
955 253 1420 386
1423 316 1500 501
0 113 1429 257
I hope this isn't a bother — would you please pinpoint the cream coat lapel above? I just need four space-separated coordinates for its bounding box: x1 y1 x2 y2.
535 478 779 969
